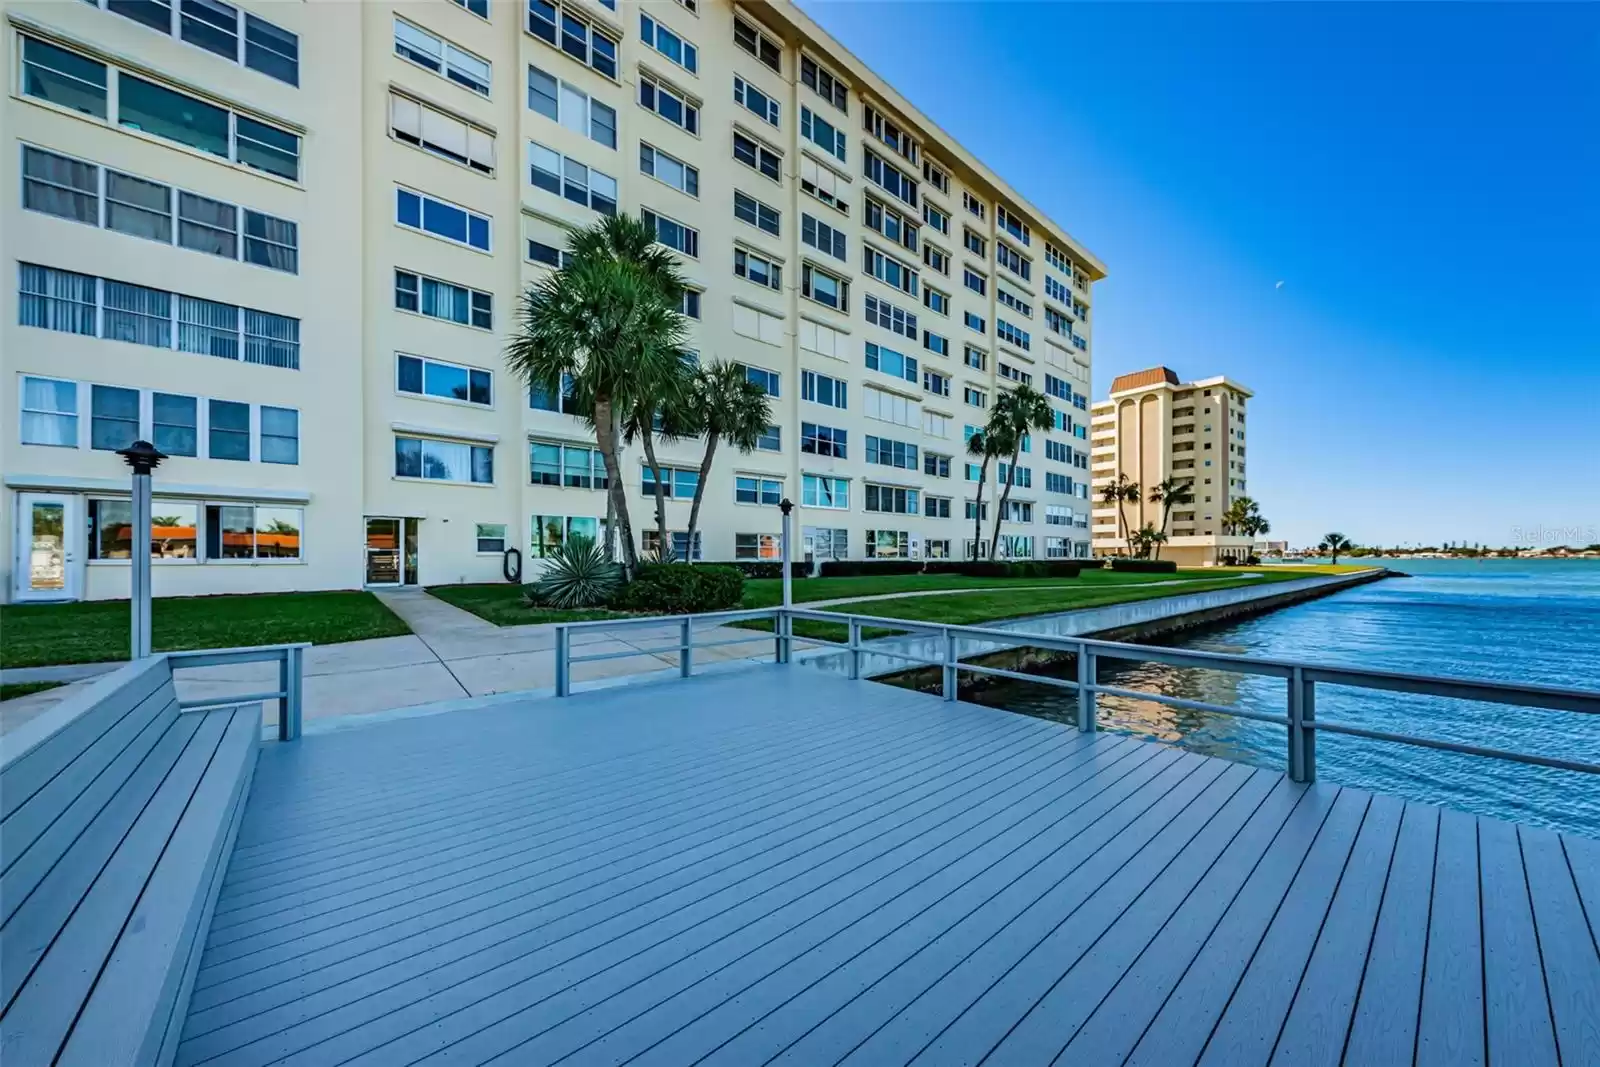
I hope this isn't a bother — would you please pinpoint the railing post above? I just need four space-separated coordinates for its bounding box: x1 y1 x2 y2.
1076 642 1097 732
680 616 693 678
555 625 570 697
1287 666 1306 781
942 627 957 701
848 618 862 680
1301 675 1317 782
276 646 303 742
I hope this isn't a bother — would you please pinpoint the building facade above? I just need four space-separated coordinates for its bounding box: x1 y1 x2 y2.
1090 367 1254 566
2 0 1103 604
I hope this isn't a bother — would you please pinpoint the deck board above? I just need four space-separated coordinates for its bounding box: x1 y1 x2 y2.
172 665 1594 1067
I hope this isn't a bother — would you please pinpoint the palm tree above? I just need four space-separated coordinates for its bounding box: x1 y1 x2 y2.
620 358 695 559
1318 532 1355 564
683 360 773 560
1148 477 1195 542
1222 495 1262 536
1098 473 1142 556
986 385 1056 560
1131 522 1166 560
965 429 1001 559
505 216 689 571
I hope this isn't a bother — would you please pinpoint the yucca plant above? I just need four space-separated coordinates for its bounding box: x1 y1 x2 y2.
527 534 622 609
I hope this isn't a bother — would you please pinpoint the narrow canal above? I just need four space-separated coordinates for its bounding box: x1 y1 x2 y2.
968 559 1600 837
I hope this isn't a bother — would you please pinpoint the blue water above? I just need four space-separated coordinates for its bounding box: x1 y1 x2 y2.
980 560 1600 837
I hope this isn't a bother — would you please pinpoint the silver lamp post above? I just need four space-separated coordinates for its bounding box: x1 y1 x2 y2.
777 498 794 664
115 440 167 659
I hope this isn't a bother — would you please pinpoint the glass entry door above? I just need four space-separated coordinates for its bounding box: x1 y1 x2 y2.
14 493 82 600
365 517 419 586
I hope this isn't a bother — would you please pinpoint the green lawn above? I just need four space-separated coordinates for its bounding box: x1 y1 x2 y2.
0 680 66 702
0 591 411 669
426 583 630 626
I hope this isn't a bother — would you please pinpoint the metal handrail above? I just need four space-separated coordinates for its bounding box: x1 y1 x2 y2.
168 643 308 741
551 606 1600 784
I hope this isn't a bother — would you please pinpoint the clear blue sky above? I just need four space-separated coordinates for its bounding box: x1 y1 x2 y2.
798 2 1600 548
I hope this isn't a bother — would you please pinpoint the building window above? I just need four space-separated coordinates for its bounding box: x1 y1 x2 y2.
997 318 1031 351
866 530 910 559
741 364 781 396
395 269 492 330
863 103 918 164
530 440 607 487
800 421 847 458
964 228 987 258
734 191 780 236
527 1 618 77
733 130 782 182
394 18 490 95
23 147 299 272
258 405 298 465
735 248 783 290
863 385 918 428
396 435 493 483
923 201 950 236
641 208 698 257
863 149 918 207
923 159 951 195
799 318 847 361
800 155 848 215
924 495 952 519
397 354 492 406
733 303 784 345
202 398 248 460
863 294 918 341
801 214 847 261
924 452 951 478
638 73 699 133
800 55 847 110
802 474 849 509
964 311 987 335
735 533 781 560
735 475 783 505
801 264 849 310
642 530 703 561
475 523 507 554
924 244 950 275
86 385 138 452
528 65 617 148
20 376 79 447
529 373 583 416
923 368 950 398
997 286 1032 318
964 386 987 409
997 240 1032 280
924 287 950 315
801 370 848 409
733 75 779 126
865 434 918 470
865 197 919 253
863 245 918 296
865 484 918 515
963 191 987 220
531 514 600 558
20 37 109 120
923 330 950 358
800 107 846 163
963 267 987 297
865 342 917 384
528 240 570 269
964 345 988 371
198 504 301 560
396 187 491 251
924 410 950 438
528 142 618 215
639 144 698 197
996 205 1031 246
678 289 702 319
641 464 701 499
87 498 195 560
733 14 781 72
87 0 299 85
998 463 1033 489
640 13 697 72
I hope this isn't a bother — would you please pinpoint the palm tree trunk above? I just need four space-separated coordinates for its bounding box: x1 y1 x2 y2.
988 447 1021 561
971 455 991 559
1118 498 1133 556
639 430 670 559
592 395 637 572
685 435 718 565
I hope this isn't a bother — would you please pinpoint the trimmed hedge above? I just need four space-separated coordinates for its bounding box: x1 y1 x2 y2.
1110 558 1178 573
721 561 809 579
818 560 923 577
922 560 1082 578
612 563 745 613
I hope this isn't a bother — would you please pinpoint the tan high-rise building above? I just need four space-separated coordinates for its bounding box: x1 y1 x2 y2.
2 0 1105 603
1090 367 1254 565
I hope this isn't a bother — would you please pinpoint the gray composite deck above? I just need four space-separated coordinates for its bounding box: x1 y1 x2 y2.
175 666 1600 1066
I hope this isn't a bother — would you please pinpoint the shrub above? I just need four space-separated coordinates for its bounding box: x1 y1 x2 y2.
818 559 923 577
722 560 809 579
921 560 1082 579
613 563 745 614
526 535 622 608
1110 558 1178 573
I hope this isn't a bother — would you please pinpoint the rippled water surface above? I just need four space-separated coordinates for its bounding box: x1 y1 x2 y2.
972 560 1600 837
